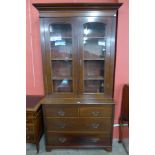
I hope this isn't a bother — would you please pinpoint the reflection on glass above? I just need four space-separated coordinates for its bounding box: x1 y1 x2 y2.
84 80 104 93
53 80 72 92
83 22 106 37
50 24 72 37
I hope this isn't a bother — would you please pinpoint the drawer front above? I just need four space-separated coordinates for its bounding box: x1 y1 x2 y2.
45 118 112 132
79 106 113 117
44 105 78 117
79 118 112 132
26 125 34 133
45 118 78 131
47 133 111 146
26 133 34 142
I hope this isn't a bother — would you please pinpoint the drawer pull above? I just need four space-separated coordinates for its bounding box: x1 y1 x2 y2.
90 123 100 129
91 111 100 116
91 138 100 143
58 137 66 143
57 111 65 116
58 123 66 129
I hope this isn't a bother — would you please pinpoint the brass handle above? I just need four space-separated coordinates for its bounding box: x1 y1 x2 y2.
91 138 100 143
58 123 66 129
58 137 66 143
57 111 65 116
90 123 100 129
91 111 100 117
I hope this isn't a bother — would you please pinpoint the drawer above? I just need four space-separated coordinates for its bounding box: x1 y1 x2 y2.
26 133 34 142
46 118 78 131
26 125 34 133
79 118 112 132
44 105 78 117
46 133 111 146
45 118 112 132
79 106 113 117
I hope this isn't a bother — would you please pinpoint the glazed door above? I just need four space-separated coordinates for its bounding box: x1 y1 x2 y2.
43 18 78 97
77 17 116 98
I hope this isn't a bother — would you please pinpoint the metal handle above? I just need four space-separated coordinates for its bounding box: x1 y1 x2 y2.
58 123 66 129
57 111 65 116
80 59 82 66
91 138 100 143
58 137 66 143
91 111 100 117
90 123 100 129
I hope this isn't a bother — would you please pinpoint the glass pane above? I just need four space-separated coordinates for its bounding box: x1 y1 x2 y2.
52 60 72 78
49 24 72 59
83 22 106 37
49 23 73 93
50 24 72 37
51 38 72 59
53 80 72 92
83 22 106 93
84 38 106 59
84 61 104 78
84 80 104 93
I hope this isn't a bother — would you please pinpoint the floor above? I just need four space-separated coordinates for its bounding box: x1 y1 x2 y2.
26 135 128 155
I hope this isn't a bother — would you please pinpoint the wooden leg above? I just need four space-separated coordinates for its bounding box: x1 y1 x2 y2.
103 146 112 152
118 118 123 143
36 143 39 153
46 146 51 152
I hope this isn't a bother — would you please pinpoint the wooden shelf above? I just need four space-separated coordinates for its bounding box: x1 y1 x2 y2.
52 77 72 80
84 77 104 80
83 36 107 39
84 58 105 60
50 36 72 39
51 58 72 61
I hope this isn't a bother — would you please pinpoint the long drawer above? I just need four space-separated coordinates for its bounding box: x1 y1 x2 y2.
45 118 112 132
46 133 111 146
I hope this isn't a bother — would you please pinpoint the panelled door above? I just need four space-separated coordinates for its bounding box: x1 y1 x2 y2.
77 17 116 98
43 18 78 97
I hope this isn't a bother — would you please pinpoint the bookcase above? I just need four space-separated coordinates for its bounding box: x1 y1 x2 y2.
34 3 121 152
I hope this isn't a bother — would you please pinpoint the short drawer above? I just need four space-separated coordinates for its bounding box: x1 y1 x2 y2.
26 133 34 142
46 133 111 146
45 118 78 131
26 125 34 133
79 106 113 117
44 105 78 117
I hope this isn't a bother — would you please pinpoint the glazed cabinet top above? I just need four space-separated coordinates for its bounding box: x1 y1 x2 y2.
33 3 122 99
